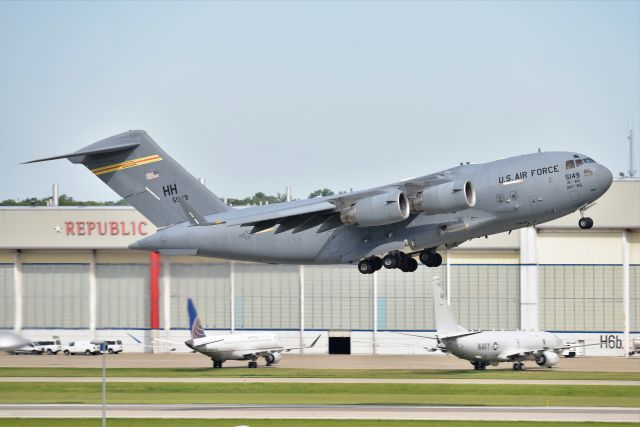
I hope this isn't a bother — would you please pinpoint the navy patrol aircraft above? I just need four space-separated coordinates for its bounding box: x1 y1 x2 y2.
158 299 320 368
404 278 584 371
26 130 613 274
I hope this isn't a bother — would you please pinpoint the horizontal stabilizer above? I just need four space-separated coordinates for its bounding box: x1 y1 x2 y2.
23 141 140 164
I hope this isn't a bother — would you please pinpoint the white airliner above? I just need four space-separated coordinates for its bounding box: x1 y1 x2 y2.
403 278 592 371
160 299 320 368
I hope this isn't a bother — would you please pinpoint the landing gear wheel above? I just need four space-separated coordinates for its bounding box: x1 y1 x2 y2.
419 250 442 267
248 361 258 368
419 252 432 266
405 258 418 272
212 360 223 368
371 256 383 271
358 259 374 274
383 254 399 269
578 217 593 229
432 253 443 267
519 362 525 371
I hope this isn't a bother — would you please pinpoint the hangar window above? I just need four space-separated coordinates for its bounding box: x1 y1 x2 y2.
565 160 575 169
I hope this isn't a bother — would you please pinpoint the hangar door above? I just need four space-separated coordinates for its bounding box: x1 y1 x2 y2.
328 331 351 354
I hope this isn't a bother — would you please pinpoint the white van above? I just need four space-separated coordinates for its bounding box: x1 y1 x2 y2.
34 337 62 355
62 341 101 355
105 340 123 354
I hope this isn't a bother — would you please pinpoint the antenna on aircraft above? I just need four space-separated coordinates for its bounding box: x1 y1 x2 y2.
629 129 636 178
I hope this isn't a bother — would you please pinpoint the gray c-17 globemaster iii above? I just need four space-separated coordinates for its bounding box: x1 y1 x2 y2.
26 130 613 273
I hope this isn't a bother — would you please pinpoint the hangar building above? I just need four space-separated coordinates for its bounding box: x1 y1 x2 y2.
1 180 638 357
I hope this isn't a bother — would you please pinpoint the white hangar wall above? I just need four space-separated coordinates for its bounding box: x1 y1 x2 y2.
0 180 638 357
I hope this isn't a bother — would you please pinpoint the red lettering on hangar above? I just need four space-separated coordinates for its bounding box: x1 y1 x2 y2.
64 221 148 236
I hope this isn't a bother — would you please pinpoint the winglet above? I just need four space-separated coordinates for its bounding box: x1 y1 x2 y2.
309 334 321 348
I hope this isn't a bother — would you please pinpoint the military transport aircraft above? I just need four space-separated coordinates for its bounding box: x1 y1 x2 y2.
26 130 613 274
403 277 588 371
158 299 320 368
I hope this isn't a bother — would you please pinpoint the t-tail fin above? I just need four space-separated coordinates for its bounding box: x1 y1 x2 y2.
432 276 468 337
187 298 206 339
25 130 231 227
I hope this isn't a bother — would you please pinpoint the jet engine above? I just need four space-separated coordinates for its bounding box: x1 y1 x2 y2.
340 189 410 227
411 180 476 215
535 351 559 368
264 352 282 365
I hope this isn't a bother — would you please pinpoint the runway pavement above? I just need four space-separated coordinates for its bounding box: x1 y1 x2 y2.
1 404 638 422
2 353 639 371
1 376 637 386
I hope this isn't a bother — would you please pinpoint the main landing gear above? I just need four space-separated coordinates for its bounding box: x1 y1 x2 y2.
212 359 224 368
512 362 525 371
381 252 418 273
419 250 442 267
472 361 487 370
357 248 443 274
358 256 383 274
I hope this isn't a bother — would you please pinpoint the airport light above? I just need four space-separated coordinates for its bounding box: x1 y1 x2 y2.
91 339 107 427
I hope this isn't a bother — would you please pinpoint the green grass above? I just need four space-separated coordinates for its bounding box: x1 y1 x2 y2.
1 367 638 381
0 382 637 407
0 421 635 427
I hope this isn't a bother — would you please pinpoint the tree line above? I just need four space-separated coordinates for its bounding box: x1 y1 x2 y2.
0 188 337 207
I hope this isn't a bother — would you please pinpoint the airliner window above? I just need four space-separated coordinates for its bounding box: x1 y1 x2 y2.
565 160 575 169
583 158 594 163
575 159 583 167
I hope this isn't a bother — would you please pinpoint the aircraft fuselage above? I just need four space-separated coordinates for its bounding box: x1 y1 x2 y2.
133 151 612 265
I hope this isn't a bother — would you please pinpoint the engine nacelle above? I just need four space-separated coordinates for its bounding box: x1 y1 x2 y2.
340 189 410 227
411 180 476 215
535 351 559 368
264 352 282 365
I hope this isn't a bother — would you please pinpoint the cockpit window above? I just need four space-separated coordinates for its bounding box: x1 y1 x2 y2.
575 159 583 167
565 160 575 169
583 158 594 163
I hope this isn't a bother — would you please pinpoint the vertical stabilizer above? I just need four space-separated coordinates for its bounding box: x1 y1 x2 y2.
432 276 468 336
25 130 231 227
187 298 206 339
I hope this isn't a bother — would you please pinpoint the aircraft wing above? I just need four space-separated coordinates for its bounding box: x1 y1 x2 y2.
393 332 438 340
500 341 602 361
225 202 337 227
498 348 535 361
239 334 322 358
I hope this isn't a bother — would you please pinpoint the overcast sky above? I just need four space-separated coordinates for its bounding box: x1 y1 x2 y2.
1 1 638 202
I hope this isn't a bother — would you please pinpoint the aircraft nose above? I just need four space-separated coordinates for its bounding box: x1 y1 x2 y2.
598 164 613 192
